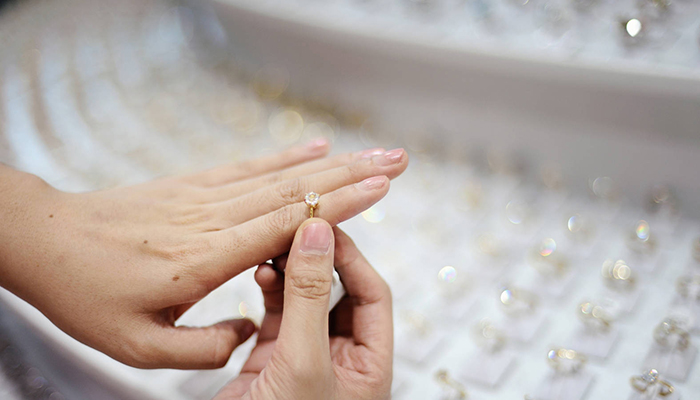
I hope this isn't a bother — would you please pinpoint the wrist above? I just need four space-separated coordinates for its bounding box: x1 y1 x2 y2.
0 166 62 297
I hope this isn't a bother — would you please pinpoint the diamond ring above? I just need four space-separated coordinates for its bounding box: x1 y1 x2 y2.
434 370 468 400
654 318 691 352
630 369 674 397
304 192 320 218
601 259 635 290
499 286 538 317
547 348 587 375
578 301 612 331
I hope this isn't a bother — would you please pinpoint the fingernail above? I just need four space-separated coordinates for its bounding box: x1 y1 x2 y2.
373 148 404 166
300 222 332 254
305 137 329 151
355 176 387 191
358 147 385 159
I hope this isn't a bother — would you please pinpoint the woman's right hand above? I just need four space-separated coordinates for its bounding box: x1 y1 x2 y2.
215 220 393 400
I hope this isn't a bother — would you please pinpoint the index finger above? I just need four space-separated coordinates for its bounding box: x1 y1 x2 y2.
332 228 393 358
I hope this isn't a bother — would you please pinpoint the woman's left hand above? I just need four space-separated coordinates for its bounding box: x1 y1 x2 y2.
0 140 406 370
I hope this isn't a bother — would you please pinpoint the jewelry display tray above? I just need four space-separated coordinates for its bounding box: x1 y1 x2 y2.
2 0 700 399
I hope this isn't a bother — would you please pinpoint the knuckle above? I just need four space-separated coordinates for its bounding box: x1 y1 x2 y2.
345 159 369 181
264 205 297 237
288 270 332 300
277 178 306 204
120 336 157 368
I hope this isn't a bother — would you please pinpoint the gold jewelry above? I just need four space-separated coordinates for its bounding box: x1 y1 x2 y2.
578 302 612 331
499 287 538 317
676 274 700 300
434 370 468 399
630 369 674 396
304 192 320 218
654 318 691 351
601 259 635 290
547 348 587 374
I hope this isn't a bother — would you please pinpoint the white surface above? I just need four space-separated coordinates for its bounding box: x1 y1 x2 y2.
1 0 700 399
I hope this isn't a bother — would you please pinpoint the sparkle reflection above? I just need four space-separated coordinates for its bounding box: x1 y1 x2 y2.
362 205 386 223
238 301 248 317
500 289 513 305
626 18 642 38
636 220 650 241
539 238 556 257
438 266 457 283
567 215 581 232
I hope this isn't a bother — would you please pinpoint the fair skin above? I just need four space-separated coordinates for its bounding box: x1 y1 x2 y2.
215 220 393 400
0 139 407 370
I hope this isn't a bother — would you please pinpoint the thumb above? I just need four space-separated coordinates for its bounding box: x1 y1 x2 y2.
276 218 334 366
139 319 256 369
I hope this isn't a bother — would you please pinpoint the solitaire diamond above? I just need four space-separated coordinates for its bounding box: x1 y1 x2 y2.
305 192 320 208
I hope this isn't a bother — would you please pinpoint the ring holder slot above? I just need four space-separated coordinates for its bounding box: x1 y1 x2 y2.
642 344 697 383
501 311 547 344
395 311 445 365
566 326 620 359
459 349 516 388
458 319 516 387
529 371 595 400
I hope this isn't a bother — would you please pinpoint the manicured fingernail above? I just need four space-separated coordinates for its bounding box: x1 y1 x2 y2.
373 148 404 166
355 176 387 191
300 222 332 254
305 138 329 151
359 148 385 159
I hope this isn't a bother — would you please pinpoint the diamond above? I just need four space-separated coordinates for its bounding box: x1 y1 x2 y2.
641 369 659 384
305 192 319 208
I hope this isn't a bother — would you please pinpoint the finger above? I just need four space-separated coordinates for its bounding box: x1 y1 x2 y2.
200 147 385 203
332 228 393 357
255 264 285 341
272 253 289 272
141 319 256 369
215 148 407 225
201 175 390 288
178 139 331 187
214 341 276 399
276 219 334 366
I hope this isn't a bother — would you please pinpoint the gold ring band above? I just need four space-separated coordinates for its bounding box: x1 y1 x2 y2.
547 348 587 374
654 318 691 351
630 369 674 397
578 301 612 331
434 370 468 399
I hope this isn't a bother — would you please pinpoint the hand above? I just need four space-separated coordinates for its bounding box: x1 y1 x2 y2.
0 140 407 369
215 220 393 400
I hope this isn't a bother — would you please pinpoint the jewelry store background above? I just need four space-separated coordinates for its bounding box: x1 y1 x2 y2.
1 0 700 399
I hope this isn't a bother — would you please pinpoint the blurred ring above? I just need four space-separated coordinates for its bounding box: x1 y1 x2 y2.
434 370 468 399
547 348 587 374
630 369 674 396
601 259 635 290
499 287 538 317
578 302 612 331
676 274 700 300
654 318 690 351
